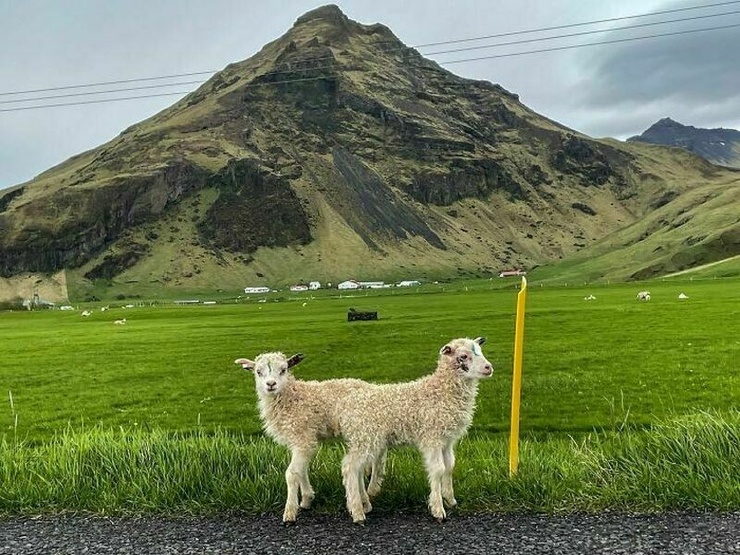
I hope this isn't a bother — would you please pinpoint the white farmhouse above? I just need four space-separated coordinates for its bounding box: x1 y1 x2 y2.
337 280 361 290
244 286 270 294
398 280 421 287
309 281 321 290
290 284 309 292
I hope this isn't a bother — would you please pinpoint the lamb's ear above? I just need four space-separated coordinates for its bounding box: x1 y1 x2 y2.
287 353 305 368
234 358 256 370
440 344 453 355
474 337 486 345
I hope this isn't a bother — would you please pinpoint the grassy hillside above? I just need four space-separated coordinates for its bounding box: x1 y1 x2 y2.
532 173 740 284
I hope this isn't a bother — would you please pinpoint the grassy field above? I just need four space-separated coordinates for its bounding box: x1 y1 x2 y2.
1 276 738 514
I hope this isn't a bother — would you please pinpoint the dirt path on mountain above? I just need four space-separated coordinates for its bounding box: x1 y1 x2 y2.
662 254 740 278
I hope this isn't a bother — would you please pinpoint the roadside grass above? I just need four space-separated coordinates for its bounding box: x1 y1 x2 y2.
0 277 738 514
1 411 739 515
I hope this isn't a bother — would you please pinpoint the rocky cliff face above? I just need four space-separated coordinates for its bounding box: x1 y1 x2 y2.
628 118 740 169
0 5 735 292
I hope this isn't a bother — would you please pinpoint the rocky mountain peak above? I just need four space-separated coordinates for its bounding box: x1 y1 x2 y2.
294 4 348 27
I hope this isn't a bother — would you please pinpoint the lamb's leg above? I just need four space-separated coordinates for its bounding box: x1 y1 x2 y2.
366 447 387 499
298 447 317 510
342 450 367 524
283 448 311 523
441 442 458 509
422 446 447 522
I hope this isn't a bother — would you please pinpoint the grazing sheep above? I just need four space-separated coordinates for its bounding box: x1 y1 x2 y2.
637 291 651 301
335 337 493 523
234 352 385 523
113 318 127 325
678 292 689 300
584 294 596 301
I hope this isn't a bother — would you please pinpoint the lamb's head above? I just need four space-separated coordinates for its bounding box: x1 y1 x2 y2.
234 351 305 396
438 337 493 379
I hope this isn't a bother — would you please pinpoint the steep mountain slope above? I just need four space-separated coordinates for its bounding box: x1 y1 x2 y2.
0 5 737 298
629 118 740 169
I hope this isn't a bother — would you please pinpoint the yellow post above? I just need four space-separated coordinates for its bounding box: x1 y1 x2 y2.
509 276 528 477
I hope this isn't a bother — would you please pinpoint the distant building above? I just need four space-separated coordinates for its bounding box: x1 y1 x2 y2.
309 281 321 290
398 280 421 287
244 286 270 294
338 280 361 290
498 269 527 278
359 281 385 289
290 284 309 292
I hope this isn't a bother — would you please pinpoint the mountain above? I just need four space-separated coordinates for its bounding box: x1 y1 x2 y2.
628 118 740 169
1 5 738 300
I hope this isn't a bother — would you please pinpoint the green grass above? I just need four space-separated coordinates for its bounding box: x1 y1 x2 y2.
2 278 738 440
1 411 739 515
0 277 738 514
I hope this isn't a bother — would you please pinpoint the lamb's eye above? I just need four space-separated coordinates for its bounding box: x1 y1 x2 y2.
256 370 264 377
280 367 287 375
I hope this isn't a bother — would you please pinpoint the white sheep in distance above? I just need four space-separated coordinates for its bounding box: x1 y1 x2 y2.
234 352 385 524
637 291 651 301
335 337 494 524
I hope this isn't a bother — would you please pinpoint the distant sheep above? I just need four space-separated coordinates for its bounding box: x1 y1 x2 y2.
335 337 493 523
81 310 92 317
234 352 385 523
584 294 596 301
113 318 127 325
678 292 689 300
637 291 651 301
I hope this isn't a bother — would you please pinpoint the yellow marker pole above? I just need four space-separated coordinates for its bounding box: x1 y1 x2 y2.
509 276 528 477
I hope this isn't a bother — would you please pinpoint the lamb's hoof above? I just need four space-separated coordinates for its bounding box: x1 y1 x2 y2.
282 519 296 526
362 500 373 513
300 500 313 510
435 516 446 524
443 499 458 509
353 518 366 526
431 508 447 522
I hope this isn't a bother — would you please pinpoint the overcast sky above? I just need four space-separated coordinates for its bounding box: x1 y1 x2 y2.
1 0 739 189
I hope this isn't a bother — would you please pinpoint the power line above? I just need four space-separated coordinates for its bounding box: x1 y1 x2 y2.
1 14 738 111
0 91 193 112
425 9 740 56
2 21 736 113
414 0 740 48
442 22 740 64
0 80 206 105
0 75 343 112
2 23 736 112
0 71 217 97
1 0 736 98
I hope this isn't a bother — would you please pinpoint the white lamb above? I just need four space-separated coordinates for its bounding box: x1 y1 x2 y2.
234 352 385 523
637 291 651 301
335 336 493 523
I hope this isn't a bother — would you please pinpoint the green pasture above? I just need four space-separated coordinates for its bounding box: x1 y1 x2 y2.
2 277 738 442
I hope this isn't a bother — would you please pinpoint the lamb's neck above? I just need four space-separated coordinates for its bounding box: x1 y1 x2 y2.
431 365 479 402
257 379 297 418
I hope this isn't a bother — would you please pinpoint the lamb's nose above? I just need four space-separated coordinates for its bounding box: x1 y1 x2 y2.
266 380 277 389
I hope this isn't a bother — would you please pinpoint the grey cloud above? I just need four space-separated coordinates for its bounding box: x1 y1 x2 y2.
582 22 740 108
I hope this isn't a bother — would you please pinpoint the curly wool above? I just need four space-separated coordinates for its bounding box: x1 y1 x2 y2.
258 375 372 451
334 337 493 523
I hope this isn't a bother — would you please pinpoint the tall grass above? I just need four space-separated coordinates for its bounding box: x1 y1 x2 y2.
1 412 740 515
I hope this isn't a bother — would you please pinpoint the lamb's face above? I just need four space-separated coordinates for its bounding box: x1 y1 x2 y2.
439 337 493 379
235 352 304 396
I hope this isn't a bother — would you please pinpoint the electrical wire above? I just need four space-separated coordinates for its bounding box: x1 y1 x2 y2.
1 6 738 111
1 0 737 98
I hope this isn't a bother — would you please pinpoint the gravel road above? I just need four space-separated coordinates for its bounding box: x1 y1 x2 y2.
1 511 738 554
